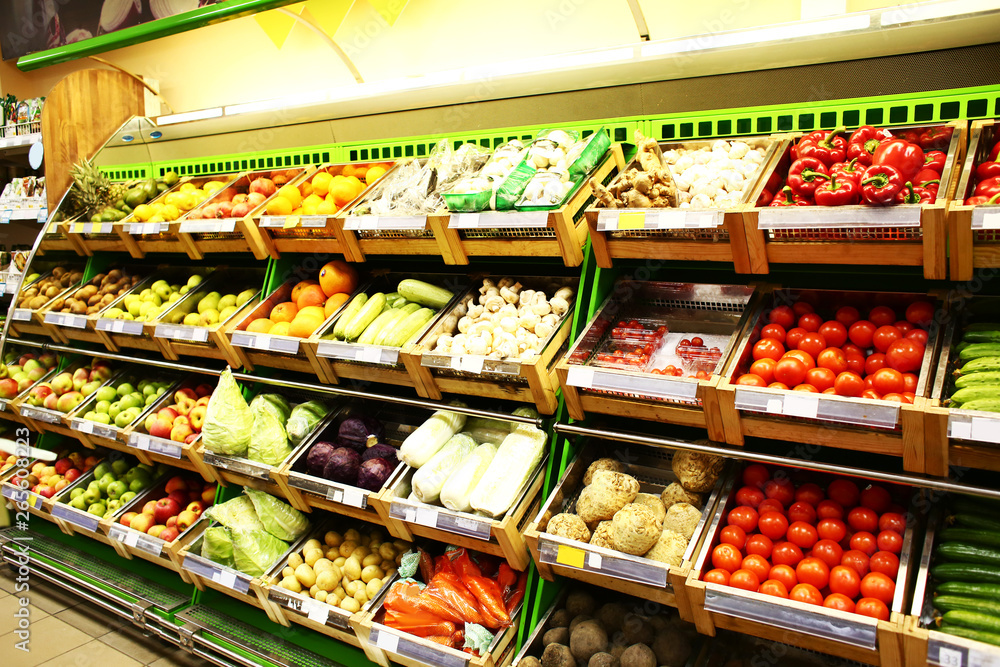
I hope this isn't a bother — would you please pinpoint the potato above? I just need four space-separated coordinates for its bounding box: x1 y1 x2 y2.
314 558 333 572
354 588 368 604
361 565 383 583
282 566 295 578
281 576 302 593
295 564 317 588
339 541 357 558
393 540 410 552
344 528 361 544
369 529 384 543
344 556 362 581
304 538 322 552
358 534 371 547
324 531 343 548
380 559 395 571
304 548 324 567
309 584 319 597
328 564 343 583
384 567 397 580
333 586 346 600
339 597 361 613
345 580 361 596
315 590 328 603
326 549 339 561
334 557 347 567
316 570 339 592
362 553 382 568
351 546 370 560
366 578 383 599
379 543 396 561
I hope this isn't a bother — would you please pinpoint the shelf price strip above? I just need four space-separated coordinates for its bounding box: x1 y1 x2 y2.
259 215 327 229
231 331 300 355
96 318 144 335
50 503 101 533
538 538 668 587
930 636 1000 666
127 222 163 235
371 627 469 667
19 406 62 424
565 366 700 402
269 588 337 627
107 524 163 557
595 209 724 231
178 219 237 234
323 484 367 509
949 413 1000 444
734 387 901 429
342 215 427 231
154 324 210 343
0 210 11 224
130 433 183 459
183 555 248 594
393 501 493 540
43 312 87 329
973 209 1000 230
449 211 550 229
70 418 117 440
1 485 44 510
316 340 396 365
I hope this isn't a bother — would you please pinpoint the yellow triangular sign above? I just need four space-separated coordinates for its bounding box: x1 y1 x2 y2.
254 2 307 50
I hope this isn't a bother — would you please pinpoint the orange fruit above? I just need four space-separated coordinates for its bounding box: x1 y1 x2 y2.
269 321 290 336
288 311 325 338
296 284 327 309
341 164 360 178
246 318 274 334
291 280 319 303
269 301 298 324
365 166 387 183
330 180 357 207
278 184 302 209
318 260 358 296
296 305 326 320
324 293 350 317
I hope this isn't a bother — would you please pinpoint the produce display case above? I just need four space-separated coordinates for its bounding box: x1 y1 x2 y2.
406 275 577 414
557 281 759 440
947 119 1000 280
587 136 786 274
716 288 939 473
685 468 917 667
8 264 87 343
742 122 965 279
40 265 149 349
524 441 728 611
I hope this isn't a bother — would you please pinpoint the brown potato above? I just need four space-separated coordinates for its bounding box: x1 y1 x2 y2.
70 301 87 314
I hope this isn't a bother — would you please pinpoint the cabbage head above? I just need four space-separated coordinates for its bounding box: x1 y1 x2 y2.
202 368 251 456
201 526 234 568
248 403 293 466
203 495 263 532
230 526 288 576
244 488 309 541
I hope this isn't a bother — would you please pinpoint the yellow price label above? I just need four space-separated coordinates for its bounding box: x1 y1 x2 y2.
555 545 586 569
73 222 85 234
95 222 108 234
283 215 300 230
617 211 645 230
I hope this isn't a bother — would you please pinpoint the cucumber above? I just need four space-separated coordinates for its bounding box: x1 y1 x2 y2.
963 330 1000 344
357 308 399 345
960 344 1000 362
934 595 1000 616
385 307 434 347
956 372 1000 388
937 582 1000 598
951 386 1000 405
933 563 1000 583
952 513 1000 532
957 356 1000 376
332 293 367 340
940 624 1000 647
952 495 1000 514
965 323 1000 332
939 528 1000 550
373 303 422 346
937 543 1000 566
397 279 454 309
956 398 1000 413
344 292 387 341
944 610 1000 635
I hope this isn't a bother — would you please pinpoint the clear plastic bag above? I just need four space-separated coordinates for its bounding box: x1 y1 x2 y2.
515 170 575 209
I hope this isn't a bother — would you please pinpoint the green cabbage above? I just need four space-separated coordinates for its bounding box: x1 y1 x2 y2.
286 400 329 445
203 495 264 532
250 393 292 424
230 526 288 576
248 402 293 466
202 369 251 456
244 488 309 541
201 526 234 568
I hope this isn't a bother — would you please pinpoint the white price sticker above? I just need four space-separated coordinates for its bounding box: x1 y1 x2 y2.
940 647 964 667
214 569 238 589
971 417 1000 443
132 434 151 451
74 420 94 434
952 420 973 441
971 649 1000 667
766 398 783 414
587 552 602 569
253 334 272 351
783 393 819 418
124 530 140 548
341 487 365 508
376 631 399 653
302 598 329 624
325 487 344 503
980 213 1000 230
415 506 438 527
566 366 595 389
359 347 382 364
449 213 480 229
459 355 485 374
0 210 11 224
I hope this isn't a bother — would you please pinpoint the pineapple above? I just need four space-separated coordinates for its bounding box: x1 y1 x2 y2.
65 158 124 219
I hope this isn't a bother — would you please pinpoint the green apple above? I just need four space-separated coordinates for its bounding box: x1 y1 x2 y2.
93 413 111 425
138 463 155 474
95 399 111 414
116 383 135 398
106 498 121 511
82 488 101 505
70 487 85 500
111 459 129 476
120 491 136 505
93 462 112 479
119 394 143 411
95 386 117 403
109 402 122 420
129 475 150 493
68 495 88 511
87 502 106 517
97 472 117 493
114 411 133 429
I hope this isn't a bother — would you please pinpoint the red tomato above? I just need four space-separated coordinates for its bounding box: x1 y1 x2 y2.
795 557 830 590
851 531 878 556
906 329 929 346
871 368 904 396
901 372 919 393
828 479 861 508
856 597 890 621
824 593 857 613
841 550 871 578
869 306 897 327
795 483 825 505
736 373 767 387
769 382 790 390
842 343 864 358
794 383 819 393
769 564 798 589
758 499 786 515
788 521 819 549
797 333 827 359
805 367 836 392
753 339 785 362
793 302 815 317
759 579 789 598
886 339 924 373
902 391 917 403
790 583 823 605
798 313 823 332
877 530 903 554
818 321 848 348
772 541 804 566
742 554 771 581
906 301 935 326
870 551 900 579
735 486 765 509
879 513 907 534
704 568 731 585
742 464 770 489
882 393 906 403
811 539 844 568
848 507 879 533
786 327 808 349
774 357 808 386
730 569 761 592
760 323 787 343
784 349 816 370
746 534 774 559
758 511 789 541
836 306 861 327
764 478 795 506
865 353 887 376
750 358 777 384
830 564 862 598
873 325 902 353
721 525 748 550
860 572 895 604
769 306 796 329
834 371 865 397
848 320 876 348
894 320 914 334
817 518 848 542
786 502 816 525
860 486 892 513
728 506 759 533
846 353 866 377
863 389 883 400
712 543 743 573
817 500 844 520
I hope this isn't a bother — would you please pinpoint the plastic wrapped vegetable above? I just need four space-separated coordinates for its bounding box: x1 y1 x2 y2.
440 443 498 513
201 526 234 568
461 417 510 445
203 495 264 532
248 402 292 466
202 368 251 456
229 525 289 576
249 393 291 425
285 400 329 445
399 405 467 468
412 433 477 504
469 424 547 517
244 488 309 542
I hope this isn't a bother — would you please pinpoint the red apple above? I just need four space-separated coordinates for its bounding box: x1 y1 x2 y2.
194 383 214 397
64 468 81 483
165 516 178 528
147 525 166 538
174 388 197 402
142 500 157 515
184 433 199 444
186 500 205 515
164 476 188 494
149 417 174 440
176 510 200 532
167 490 188 508
201 486 216 505
120 511 137 528
157 407 179 421
54 458 72 475
35 484 54 499
153 497 181 525
158 526 180 543
129 513 153 533
0 378 20 399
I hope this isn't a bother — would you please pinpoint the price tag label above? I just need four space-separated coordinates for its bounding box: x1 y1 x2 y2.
20 406 60 424
341 487 365 508
458 355 485 374
971 417 1000 443
37 208 47 223
12 309 31 321
179 219 237 234
0 210 11 224
415 506 438 528
213 569 238 589
555 545 586 569
148 439 182 459
129 222 162 234
565 366 595 388
253 334 272 351
344 215 377 230
766 398 783 414
588 552 602 569
939 647 964 667
449 213 480 229
358 346 383 364
325 487 344 503
952 419 973 440
783 393 819 418
283 215 300 230
51 504 100 533
302 597 330 624
375 630 399 653
131 434 152 451
617 211 645 230
73 419 95 434
971 650 1000 667
154 324 210 343
978 212 1000 230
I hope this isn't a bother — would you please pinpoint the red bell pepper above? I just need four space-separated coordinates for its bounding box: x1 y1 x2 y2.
847 126 893 166
976 161 1000 182
924 151 947 173
769 186 812 207
873 138 925 183
895 182 934 205
814 174 860 206
966 193 1000 206
923 182 940 199
974 176 1000 199
899 128 922 144
913 168 942 188
798 127 846 167
861 164 904 206
756 188 775 207
830 158 864 185
919 126 953 151
787 158 829 198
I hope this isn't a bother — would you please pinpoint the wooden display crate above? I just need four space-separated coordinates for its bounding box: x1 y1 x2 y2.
9 356 114 438
8 265 88 343
64 219 145 258
716 287 939 473
0 450 108 522
947 119 1000 280
685 467 916 667
523 441 728 619
43 464 142 545
742 122 965 279
0 357 59 424
587 137 785 273
37 218 88 255
403 276 577 414
556 281 761 441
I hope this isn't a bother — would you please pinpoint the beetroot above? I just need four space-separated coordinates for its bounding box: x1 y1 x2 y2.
322 447 360 484
357 458 394 491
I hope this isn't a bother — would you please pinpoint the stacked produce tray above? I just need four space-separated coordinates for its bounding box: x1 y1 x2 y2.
40 266 148 348
948 118 1000 280
8 264 87 343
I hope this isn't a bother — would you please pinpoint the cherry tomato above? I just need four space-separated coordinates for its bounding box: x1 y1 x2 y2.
735 486 765 509
818 321 848 348
793 302 815 317
788 502 818 525
760 324 787 344
805 367 836 392
828 479 860 508
772 541 804 567
860 572 895 604
790 583 824 605
783 349 816 370
906 329 929 346
817 518 848 543
871 368 904 396
720 525 748 550
846 352 867 376
877 530 903 554
869 306 897 327
886 339 924 373
824 593 857 613
764 478 795 506
860 485 892 513
865 353 887 376
769 564 798 590
758 511 789 541
817 500 845 520
746 534 774 559
851 531 878 556
753 339 785 362
728 506 759 533
759 579 789 598
788 521 819 549
848 320 876 348
773 358 807 386
786 327 808 349
730 569 761 592
797 333 827 359
901 372 919 393
691 337 704 347
712 543 743 573
829 565 862 598
704 568 731 585
749 358 777 384
736 373 767 387
842 343 865 358
856 597 890 621
768 306 795 328
841 550 871 578
848 507 879 533
742 464 770 489
795 483 825 505
836 306 861 327
742 554 771 582
811 539 845 569
758 499 786 515
870 551 900 579
834 371 865 397
879 513 907 534
798 313 823 332
895 320 914 334
906 301 935 326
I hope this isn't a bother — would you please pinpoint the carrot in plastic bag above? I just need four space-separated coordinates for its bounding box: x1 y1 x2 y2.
418 549 435 583
505 569 528 614
383 609 456 638
450 549 482 578
426 573 487 626
461 574 510 626
434 553 455 575
496 563 517 598
384 580 424 614
426 635 454 647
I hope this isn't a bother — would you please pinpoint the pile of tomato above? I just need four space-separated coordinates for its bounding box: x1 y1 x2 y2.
610 320 667 344
705 464 908 621
734 299 934 401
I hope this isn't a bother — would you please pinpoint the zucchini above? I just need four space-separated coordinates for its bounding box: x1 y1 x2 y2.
937 582 1000 598
333 293 367 340
960 344 1000 362
397 279 453 309
952 513 1000 532
933 595 1000 616
951 385 1000 405
944 610 1000 635
373 303 422 346
937 543 1000 566
385 307 434 347
957 356 1000 376
932 563 1000 583
956 398 1000 414
344 292 386 341
939 624 1000 647
357 308 399 345
939 528 1000 550
956 372 1000 388
963 330 1000 344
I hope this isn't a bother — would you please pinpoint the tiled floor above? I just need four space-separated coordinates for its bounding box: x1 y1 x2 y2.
0 569 212 667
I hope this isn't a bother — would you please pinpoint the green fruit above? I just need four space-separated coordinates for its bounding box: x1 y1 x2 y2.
111 459 129 476
187 274 203 288
68 496 87 511
87 502 106 517
97 473 116 493
236 289 256 308
106 480 127 499
92 413 111 425
120 491 136 504
82 488 101 505
128 477 149 493
93 462 112 480
95 386 117 403
124 188 148 208
163 171 179 186
119 394 143 411
69 487 84 500
116 382 135 397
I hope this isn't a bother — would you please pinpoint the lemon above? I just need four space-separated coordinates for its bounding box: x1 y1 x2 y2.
278 184 302 209
161 204 180 221
311 172 333 196
132 204 152 221
179 183 196 192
